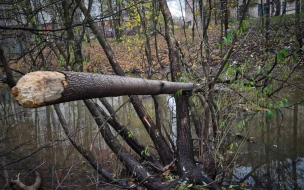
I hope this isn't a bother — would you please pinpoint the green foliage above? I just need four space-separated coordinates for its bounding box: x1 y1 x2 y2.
241 21 247 31
174 90 183 98
5 1 303 188
141 146 150 156
259 124 263 131
223 53 228 61
58 55 66 67
127 131 134 138
163 174 176 181
223 32 233 45
276 52 283 63
263 85 273 95
236 21 247 35
267 109 274 119
216 101 222 110
179 76 189 82
230 142 239 150
236 119 248 129
220 121 226 128
229 143 234 150
217 41 222 49
266 98 289 120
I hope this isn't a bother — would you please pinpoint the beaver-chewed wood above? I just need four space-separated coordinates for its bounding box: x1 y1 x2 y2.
12 71 196 108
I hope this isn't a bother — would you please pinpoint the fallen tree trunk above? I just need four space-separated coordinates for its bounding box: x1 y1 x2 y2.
11 71 196 108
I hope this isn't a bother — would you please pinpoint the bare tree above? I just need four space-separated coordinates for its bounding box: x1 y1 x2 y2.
1 0 303 189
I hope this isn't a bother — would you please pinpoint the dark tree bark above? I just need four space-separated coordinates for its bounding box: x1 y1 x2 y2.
12 71 195 108
0 47 16 88
54 104 128 187
61 0 84 71
159 0 222 189
159 0 180 82
176 94 195 174
274 0 280 16
137 3 153 76
76 0 175 165
99 97 163 169
295 0 302 48
222 0 228 36
204 0 212 38
151 2 164 68
265 0 271 49
113 0 123 41
160 0 192 170
83 99 168 189
192 0 195 41
152 95 162 131
159 0 195 175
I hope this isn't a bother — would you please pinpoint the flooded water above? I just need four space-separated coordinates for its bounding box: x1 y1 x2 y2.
229 105 304 189
0 87 167 189
0 85 304 189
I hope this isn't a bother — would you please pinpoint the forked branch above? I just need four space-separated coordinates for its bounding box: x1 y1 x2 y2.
11 171 41 190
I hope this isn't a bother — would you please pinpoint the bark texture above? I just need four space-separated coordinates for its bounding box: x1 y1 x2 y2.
99 98 163 169
159 1 222 189
12 71 196 108
76 0 174 165
0 47 16 88
83 99 167 189
295 0 302 48
176 94 195 175
54 104 128 187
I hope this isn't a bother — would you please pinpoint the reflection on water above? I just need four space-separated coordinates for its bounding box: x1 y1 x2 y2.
0 87 167 189
229 104 304 189
0 86 304 189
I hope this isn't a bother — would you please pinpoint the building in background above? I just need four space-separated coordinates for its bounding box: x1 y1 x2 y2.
185 0 299 29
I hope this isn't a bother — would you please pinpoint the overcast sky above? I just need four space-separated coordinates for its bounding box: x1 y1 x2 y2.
167 0 185 18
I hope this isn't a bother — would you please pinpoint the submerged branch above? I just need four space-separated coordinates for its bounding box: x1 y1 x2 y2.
11 171 41 190
54 104 128 187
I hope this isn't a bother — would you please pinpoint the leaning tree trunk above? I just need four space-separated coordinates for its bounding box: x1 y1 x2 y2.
11 71 196 108
83 99 167 189
54 104 128 187
295 0 302 48
158 0 192 174
159 0 222 189
99 97 163 168
176 94 195 174
76 0 175 166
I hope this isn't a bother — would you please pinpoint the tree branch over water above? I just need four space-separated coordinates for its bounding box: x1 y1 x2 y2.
11 71 196 108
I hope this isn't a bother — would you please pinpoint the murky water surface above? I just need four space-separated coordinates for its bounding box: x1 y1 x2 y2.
0 86 303 189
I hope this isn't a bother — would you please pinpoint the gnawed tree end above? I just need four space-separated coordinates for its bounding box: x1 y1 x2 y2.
11 71 67 108
12 71 196 108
